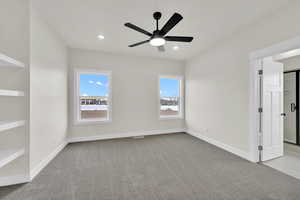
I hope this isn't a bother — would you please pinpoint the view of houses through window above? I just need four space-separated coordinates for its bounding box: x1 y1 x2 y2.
79 73 110 121
160 76 181 117
77 73 181 122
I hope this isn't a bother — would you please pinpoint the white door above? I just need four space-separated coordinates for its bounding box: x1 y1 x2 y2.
262 57 284 161
284 72 297 144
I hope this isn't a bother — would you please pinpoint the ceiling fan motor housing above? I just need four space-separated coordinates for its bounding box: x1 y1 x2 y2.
153 12 162 20
152 30 160 38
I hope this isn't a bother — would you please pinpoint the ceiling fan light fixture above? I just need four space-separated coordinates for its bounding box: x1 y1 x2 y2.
150 37 166 47
125 12 193 51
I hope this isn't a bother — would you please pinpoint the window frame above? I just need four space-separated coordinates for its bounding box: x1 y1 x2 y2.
158 75 184 120
74 69 112 125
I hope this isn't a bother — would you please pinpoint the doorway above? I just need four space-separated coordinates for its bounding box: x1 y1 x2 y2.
249 36 300 162
249 38 300 179
283 70 300 146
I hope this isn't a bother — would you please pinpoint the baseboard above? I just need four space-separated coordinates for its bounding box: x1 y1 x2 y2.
68 128 186 143
186 129 252 162
30 140 68 180
284 139 296 144
0 174 30 187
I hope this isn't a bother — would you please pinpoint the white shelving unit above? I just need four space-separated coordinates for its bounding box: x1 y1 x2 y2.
0 89 24 97
0 120 25 133
0 53 26 171
0 149 25 168
0 53 25 68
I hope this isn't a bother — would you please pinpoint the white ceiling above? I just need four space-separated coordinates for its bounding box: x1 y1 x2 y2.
32 0 291 60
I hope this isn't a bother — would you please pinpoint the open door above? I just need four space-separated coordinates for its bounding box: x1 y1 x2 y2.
262 57 284 161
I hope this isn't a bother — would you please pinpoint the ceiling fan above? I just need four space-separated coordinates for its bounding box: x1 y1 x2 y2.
124 12 193 52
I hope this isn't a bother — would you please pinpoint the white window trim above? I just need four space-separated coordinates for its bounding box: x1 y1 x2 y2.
158 75 184 120
74 68 112 125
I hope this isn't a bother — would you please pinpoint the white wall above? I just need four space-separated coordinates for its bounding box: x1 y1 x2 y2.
68 49 185 140
186 1 300 153
30 8 68 171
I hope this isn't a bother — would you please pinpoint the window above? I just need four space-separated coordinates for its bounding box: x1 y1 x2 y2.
75 70 112 124
159 76 183 119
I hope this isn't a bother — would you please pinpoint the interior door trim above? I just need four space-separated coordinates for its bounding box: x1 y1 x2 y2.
297 71 299 145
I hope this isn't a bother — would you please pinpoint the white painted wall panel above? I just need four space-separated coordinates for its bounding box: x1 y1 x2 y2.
30 8 68 170
186 1 300 153
68 49 185 139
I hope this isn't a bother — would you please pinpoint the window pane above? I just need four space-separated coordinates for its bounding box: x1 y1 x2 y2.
79 74 109 120
160 78 180 116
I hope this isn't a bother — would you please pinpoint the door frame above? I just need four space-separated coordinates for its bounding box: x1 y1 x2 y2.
284 70 300 146
249 36 300 162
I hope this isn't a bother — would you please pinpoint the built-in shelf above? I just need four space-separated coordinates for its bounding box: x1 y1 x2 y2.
0 53 25 69
0 121 25 133
0 149 25 168
0 89 24 97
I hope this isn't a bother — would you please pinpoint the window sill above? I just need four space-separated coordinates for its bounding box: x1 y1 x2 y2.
159 115 183 120
74 119 112 126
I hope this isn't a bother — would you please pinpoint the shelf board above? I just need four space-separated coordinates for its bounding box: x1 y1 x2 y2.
0 149 25 168
0 120 25 133
0 53 25 68
0 89 24 97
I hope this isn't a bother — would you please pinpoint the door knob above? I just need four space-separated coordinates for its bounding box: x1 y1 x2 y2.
281 113 286 117
291 103 297 112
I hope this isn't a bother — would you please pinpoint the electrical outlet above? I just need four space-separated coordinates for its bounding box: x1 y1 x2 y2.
200 128 208 134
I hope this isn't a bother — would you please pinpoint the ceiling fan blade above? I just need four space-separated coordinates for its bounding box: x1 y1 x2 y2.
124 23 152 37
159 13 183 36
128 40 150 47
165 36 193 42
158 46 165 52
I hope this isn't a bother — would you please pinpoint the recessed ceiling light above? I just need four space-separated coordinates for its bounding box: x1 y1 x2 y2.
173 46 179 51
97 35 105 40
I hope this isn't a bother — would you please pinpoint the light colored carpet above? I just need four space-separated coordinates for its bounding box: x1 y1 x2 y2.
1 133 300 200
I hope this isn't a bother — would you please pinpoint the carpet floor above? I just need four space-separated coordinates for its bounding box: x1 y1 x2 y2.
1 133 300 200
